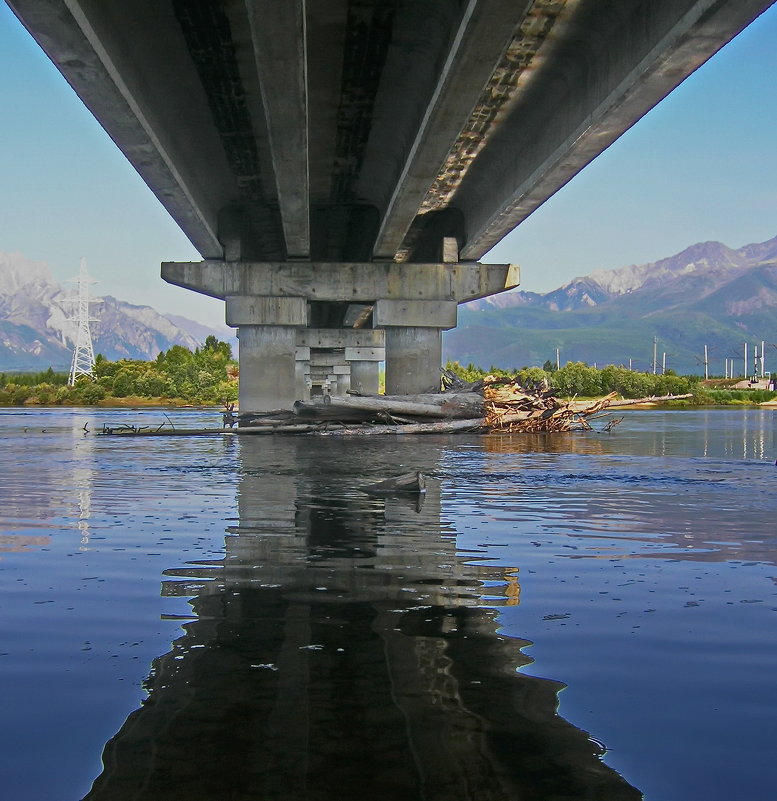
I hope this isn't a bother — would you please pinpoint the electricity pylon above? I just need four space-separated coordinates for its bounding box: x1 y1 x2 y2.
65 258 101 386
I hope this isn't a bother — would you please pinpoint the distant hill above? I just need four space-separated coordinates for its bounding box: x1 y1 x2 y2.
0 252 233 371
445 236 777 375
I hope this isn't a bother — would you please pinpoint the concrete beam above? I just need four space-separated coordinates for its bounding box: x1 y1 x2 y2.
297 329 384 348
345 347 385 362
372 0 533 258
245 0 310 258
225 296 307 327
310 352 345 367
457 0 776 259
162 261 519 303
373 300 457 330
7 0 231 258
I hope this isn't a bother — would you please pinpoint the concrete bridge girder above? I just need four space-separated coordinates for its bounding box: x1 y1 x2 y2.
8 0 773 263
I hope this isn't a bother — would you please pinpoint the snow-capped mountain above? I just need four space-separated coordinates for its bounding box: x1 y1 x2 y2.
449 236 777 375
0 252 228 371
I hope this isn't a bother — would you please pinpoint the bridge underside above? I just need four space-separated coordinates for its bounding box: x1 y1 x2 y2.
7 0 773 411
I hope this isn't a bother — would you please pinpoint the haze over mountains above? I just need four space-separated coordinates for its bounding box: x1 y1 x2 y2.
3 236 777 376
0 252 230 371
446 235 777 376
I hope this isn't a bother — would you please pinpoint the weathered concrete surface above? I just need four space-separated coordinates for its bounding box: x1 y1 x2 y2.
225 295 307 327
350 360 380 395
8 0 772 264
237 326 297 413
373 299 457 330
385 328 443 396
298 329 384 349
162 261 520 303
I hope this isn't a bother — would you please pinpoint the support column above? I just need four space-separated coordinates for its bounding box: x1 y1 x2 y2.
295 347 311 402
350 361 380 395
384 328 443 395
237 326 298 413
374 300 457 396
227 296 307 415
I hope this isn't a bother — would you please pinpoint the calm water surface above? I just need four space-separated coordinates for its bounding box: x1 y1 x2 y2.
0 406 775 800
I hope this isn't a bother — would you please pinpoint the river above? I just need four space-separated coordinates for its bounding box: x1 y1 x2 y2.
0 406 775 800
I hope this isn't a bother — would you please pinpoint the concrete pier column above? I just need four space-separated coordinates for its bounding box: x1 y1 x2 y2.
237 326 298 412
384 328 443 395
295 347 311 402
350 360 380 395
374 300 457 395
227 295 308 415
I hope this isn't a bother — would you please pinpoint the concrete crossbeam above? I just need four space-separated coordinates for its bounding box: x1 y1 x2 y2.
297 329 384 348
373 299 457 329
310 351 345 367
225 296 308 326
162 261 519 303
345 347 385 362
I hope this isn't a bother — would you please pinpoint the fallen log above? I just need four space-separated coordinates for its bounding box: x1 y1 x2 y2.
608 393 693 407
363 471 426 494
95 384 694 438
293 392 484 420
319 418 485 436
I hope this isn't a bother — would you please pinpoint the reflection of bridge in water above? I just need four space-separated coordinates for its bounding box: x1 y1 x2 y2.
84 437 641 800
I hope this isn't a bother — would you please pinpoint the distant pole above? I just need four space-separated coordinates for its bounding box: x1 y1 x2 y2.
753 344 759 380
652 337 657 375
662 352 666 374
744 342 747 379
556 347 560 370
629 357 632 371
704 345 708 380
761 340 766 377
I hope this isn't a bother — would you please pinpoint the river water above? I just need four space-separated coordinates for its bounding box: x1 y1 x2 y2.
0 406 775 800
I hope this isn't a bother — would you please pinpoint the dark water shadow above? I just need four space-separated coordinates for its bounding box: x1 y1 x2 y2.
83 437 641 801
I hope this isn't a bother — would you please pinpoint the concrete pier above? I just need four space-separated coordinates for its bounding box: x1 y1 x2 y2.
162 260 519 414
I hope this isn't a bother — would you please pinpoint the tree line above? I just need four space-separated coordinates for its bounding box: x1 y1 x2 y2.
2 347 775 406
0 336 237 406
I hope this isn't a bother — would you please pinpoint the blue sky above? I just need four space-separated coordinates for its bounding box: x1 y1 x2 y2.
1 3 776 328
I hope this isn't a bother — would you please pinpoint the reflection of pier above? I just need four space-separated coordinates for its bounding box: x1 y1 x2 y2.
84 438 640 800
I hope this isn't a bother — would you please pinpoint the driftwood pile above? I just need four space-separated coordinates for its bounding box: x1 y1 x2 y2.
235 371 692 436
96 375 692 437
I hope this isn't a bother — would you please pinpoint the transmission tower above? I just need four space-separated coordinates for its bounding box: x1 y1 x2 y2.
65 258 100 385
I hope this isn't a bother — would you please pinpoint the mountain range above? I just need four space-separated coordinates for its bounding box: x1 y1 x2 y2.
0 252 231 371
445 236 777 376
4 236 777 376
